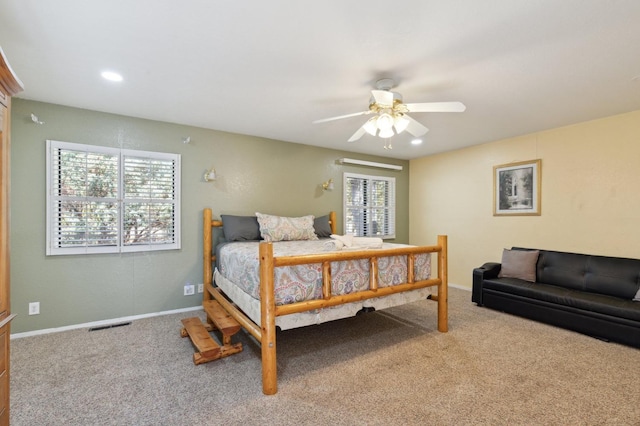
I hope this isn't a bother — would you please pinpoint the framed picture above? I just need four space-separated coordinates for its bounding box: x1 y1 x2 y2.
493 159 541 216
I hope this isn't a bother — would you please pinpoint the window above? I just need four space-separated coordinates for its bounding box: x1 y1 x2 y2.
343 172 395 239
46 140 181 255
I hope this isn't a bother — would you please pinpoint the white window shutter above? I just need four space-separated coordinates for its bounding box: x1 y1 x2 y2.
121 151 180 252
46 140 180 255
343 172 395 239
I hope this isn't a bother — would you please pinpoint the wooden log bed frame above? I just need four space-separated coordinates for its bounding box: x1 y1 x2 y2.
200 208 448 395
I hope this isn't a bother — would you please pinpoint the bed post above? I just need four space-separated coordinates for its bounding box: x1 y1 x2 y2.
329 211 337 234
203 208 213 302
437 235 448 332
259 242 277 395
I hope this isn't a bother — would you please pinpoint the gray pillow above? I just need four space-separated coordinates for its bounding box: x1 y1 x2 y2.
314 215 332 238
220 215 261 241
633 287 640 302
498 249 540 282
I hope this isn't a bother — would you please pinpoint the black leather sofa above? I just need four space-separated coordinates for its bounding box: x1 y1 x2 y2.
472 248 640 348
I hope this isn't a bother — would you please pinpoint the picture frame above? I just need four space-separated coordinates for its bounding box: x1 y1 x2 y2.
493 159 541 216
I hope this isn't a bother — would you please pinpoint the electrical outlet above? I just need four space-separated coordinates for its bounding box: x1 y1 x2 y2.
184 284 195 296
29 302 40 315
197 283 204 293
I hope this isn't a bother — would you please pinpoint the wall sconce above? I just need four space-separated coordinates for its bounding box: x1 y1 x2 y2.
182 136 191 144
322 178 334 191
30 113 44 125
203 168 216 182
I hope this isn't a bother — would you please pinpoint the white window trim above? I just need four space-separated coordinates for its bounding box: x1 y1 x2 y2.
343 172 396 239
46 140 181 255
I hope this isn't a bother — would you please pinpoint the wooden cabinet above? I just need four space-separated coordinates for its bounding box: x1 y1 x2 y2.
0 46 24 425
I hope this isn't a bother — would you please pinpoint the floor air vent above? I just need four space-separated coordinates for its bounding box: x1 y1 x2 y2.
89 322 132 332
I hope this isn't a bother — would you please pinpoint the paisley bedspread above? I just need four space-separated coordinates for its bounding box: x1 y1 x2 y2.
216 239 431 305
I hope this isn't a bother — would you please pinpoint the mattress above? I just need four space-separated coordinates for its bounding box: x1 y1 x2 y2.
214 239 432 329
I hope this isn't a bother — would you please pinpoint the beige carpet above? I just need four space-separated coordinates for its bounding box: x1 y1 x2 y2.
10 288 640 425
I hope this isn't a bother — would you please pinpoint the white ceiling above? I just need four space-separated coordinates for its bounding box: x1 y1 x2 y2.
2 1 640 160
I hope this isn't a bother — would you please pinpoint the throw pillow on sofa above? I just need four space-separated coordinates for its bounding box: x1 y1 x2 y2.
498 248 540 282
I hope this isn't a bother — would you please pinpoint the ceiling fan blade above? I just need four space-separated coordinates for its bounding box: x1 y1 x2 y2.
347 125 367 142
404 101 466 113
371 90 394 106
405 115 429 137
313 110 370 124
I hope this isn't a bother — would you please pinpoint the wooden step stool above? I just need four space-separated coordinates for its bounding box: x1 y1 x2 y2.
180 299 243 365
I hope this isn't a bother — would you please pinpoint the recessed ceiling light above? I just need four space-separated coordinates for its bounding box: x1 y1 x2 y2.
411 138 423 145
101 71 123 82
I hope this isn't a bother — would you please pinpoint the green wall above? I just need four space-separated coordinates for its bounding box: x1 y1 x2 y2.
10 99 409 333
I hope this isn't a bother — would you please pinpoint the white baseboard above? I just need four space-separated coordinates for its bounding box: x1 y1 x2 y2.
449 282 471 291
10 305 204 340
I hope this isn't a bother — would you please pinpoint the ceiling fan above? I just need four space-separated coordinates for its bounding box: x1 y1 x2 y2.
313 78 466 142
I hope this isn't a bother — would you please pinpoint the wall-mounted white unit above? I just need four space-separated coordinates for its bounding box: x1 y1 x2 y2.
338 158 403 171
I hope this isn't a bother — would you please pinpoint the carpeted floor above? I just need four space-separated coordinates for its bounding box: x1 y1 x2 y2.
10 288 640 425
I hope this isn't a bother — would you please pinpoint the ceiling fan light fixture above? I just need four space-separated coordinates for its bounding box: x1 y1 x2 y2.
376 113 394 131
363 118 378 136
378 127 394 138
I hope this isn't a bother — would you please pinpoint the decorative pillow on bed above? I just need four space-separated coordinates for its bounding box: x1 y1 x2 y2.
255 212 318 242
498 248 540 282
313 215 332 238
221 215 261 241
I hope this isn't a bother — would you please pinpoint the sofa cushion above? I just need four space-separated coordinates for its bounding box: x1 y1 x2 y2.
483 278 640 322
498 249 539 282
534 250 640 299
585 256 640 300
536 251 588 291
